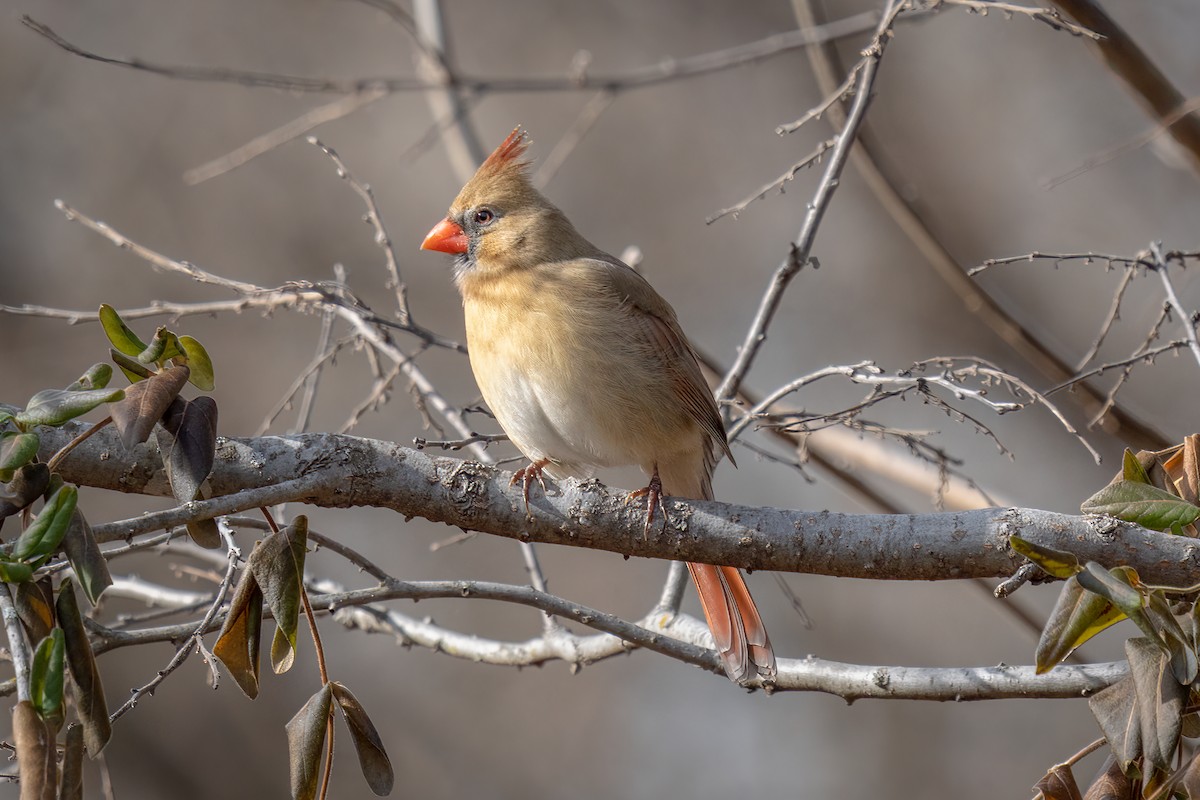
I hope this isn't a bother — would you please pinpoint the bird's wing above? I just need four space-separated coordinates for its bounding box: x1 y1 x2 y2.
586 257 734 468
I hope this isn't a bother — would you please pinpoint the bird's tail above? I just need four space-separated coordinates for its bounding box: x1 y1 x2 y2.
686 562 776 683
659 459 776 684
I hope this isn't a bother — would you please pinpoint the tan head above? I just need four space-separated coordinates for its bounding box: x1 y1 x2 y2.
420 128 597 278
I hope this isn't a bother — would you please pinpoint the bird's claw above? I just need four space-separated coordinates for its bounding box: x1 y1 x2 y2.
626 469 666 539
510 459 550 519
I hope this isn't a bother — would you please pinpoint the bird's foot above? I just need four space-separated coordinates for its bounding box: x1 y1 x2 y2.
626 468 666 539
510 459 550 519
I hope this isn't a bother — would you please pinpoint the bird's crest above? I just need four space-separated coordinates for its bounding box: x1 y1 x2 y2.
477 127 531 180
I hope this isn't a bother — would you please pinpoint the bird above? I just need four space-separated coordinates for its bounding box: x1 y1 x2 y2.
420 128 775 684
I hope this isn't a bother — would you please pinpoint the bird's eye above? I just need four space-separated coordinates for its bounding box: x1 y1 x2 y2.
473 208 496 225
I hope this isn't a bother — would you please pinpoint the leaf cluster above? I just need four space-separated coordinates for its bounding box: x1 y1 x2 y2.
1019 442 1200 799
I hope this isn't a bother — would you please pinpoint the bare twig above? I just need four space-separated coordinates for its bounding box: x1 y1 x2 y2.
531 90 618 190
183 89 387 185
717 1 906 405
706 138 836 224
0 582 31 702
1150 242 1200 371
20 12 889 96
791 0 1167 452
308 138 413 324
1051 0 1200 174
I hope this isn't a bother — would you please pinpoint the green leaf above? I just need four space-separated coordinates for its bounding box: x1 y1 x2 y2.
248 516 308 675
30 628 65 722
213 567 264 699
109 349 154 383
0 431 41 481
136 326 171 365
66 363 113 392
62 510 112 606
1082 480 1200 532
13 701 56 799
15 485 79 562
1036 575 1126 673
331 682 394 796
0 463 50 520
1123 448 1153 485
0 558 34 583
98 304 147 357
1009 535 1081 579
1076 563 1166 652
178 335 215 391
56 578 111 755
15 387 125 428
287 683 333 800
156 396 218 506
109 364 190 449
0 409 13 427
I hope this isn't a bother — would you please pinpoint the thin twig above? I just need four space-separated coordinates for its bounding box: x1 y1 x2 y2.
20 11 890 96
182 89 387 185
716 1 905 405
0 582 31 702
706 138 836 224
531 90 617 190
1150 241 1200 371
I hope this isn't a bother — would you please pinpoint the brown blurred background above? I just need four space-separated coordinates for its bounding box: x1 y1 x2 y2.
4 0 1200 797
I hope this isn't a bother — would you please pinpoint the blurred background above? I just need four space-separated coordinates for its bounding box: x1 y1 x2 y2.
4 0 1200 796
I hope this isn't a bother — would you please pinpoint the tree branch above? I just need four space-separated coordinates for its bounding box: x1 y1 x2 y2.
22 417 1200 586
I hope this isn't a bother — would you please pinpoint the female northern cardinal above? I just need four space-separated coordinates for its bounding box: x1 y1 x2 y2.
421 128 775 684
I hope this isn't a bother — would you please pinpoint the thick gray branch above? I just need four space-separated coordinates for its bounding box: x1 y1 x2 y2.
29 417 1200 585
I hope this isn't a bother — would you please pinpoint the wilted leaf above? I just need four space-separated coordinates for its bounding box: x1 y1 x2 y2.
1082 480 1200 532
59 723 84 800
185 518 222 550
1009 535 1081 579
62 510 112 606
0 431 40 481
157 396 218 505
178 335 215 391
331 682 394 796
1090 676 1141 774
14 700 56 800
1145 593 1198 685
109 349 154 383
0 462 50 520
1174 435 1200 506
1122 448 1153 486
1082 753 1136 800
30 629 65 723
213 567 264 699
1127 637 1185 775
56 578 111 756
15 485 79 563
109 364 190 449
248 517 308 675
1037 576 1126 673
287 683 333 800
1035 763 1082 800
15 579 54 644
99 304 147 357
1075 563 1158 644
15 387 125 428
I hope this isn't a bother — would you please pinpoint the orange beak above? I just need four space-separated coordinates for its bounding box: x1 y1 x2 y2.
421 217 468 254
